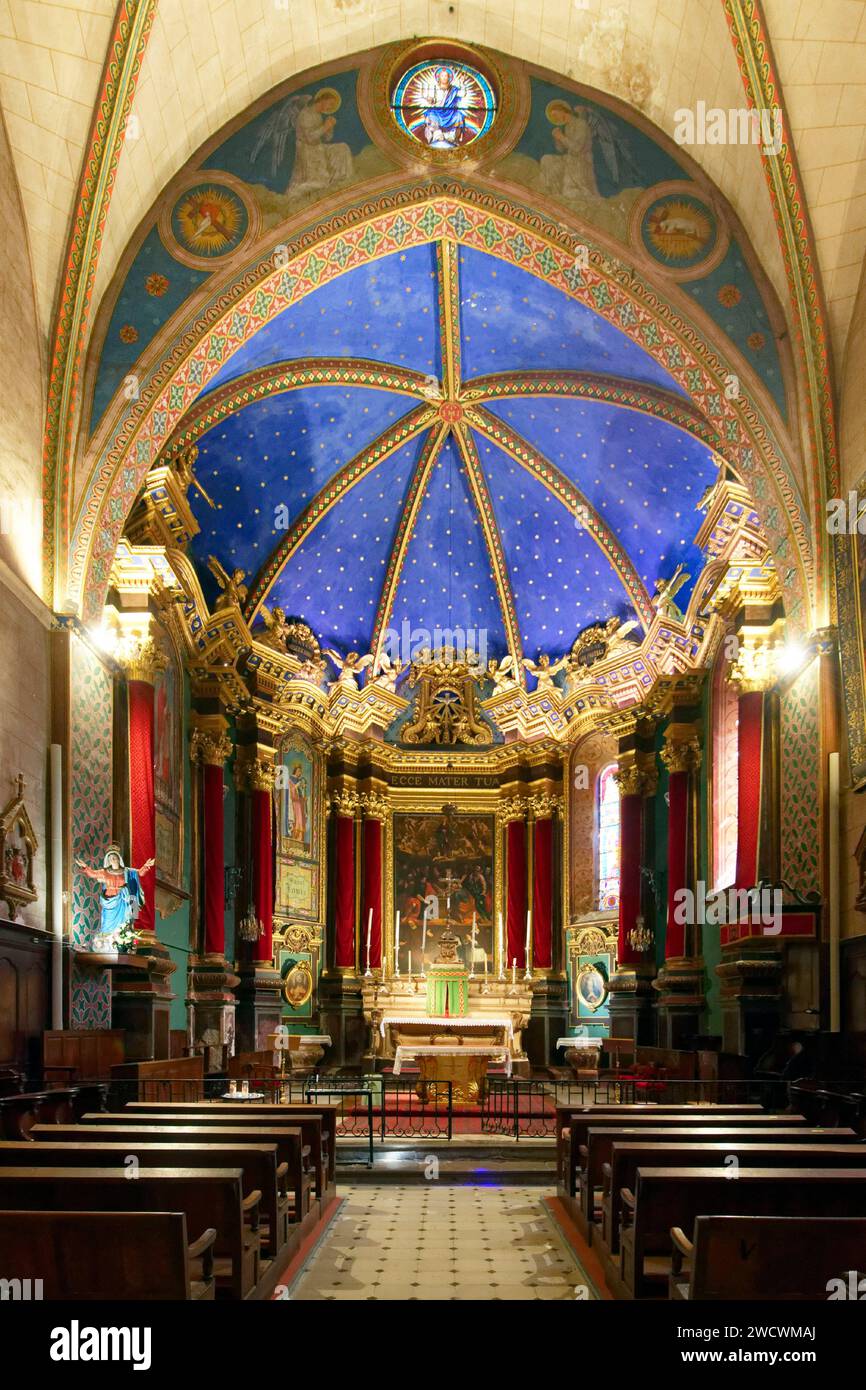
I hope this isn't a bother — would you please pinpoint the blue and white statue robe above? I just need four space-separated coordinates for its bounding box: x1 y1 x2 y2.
97 869 144 947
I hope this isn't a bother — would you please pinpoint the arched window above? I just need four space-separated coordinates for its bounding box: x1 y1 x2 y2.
597 763 620 911
711 644 739 890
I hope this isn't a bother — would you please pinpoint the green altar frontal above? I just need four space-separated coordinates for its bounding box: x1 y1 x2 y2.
426 964 469 1017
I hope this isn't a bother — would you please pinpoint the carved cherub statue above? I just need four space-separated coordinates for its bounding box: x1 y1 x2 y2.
370 650 405 693
293 654 327 686
652 564 690 622
258 603 291 651
208 556 248 611
324 648 374 692
603 615 641 657
522 651 569 692
486 655 518 692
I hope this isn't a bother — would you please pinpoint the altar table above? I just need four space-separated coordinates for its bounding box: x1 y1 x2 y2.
392 1044 511 1102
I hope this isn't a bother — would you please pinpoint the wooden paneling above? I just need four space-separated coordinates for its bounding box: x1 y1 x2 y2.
0 921 50 1073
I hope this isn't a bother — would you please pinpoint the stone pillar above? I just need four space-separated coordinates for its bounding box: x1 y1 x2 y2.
234 746 282 1052
113 629 176 1060
654 723 705 1047
187 718 238 1067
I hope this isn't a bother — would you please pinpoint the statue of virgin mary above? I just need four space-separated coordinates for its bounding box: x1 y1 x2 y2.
75 845 155 950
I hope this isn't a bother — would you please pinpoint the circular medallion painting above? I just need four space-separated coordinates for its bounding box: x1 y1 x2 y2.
576 962 608 1013
391 60 497 150
641 193 715 267
282 959 313 1009
161 176 256 269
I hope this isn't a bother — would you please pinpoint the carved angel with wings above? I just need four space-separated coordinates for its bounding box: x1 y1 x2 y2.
370 650 405 693
208 556 248 612
652 564 690 622
522 651 570 693
324 648 374 693
485 655 518 693
257 604 291 652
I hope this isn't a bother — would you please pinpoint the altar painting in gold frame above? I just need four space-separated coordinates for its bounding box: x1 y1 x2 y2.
393 810 495 975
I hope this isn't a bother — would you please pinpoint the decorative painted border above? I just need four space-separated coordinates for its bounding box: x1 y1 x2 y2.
43 0 157 603
72 188 813 630
724 0 838 606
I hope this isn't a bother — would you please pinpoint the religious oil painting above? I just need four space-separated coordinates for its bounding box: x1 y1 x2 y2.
391 60 497 149
574 955 611 1019
275 732 322 924
393 808 495 975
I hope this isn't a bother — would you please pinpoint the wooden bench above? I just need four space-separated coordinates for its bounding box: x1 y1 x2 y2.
621 1167 866 1299
670 1215 866 1301
559 1111 806 1199
554 1102 763 1191
122 1104 332 1202
5 1137 291 1259
582 1125 858 1238
0 1167 258 1300
599 1136 862 1256
126 1100 339 1194
111 1055 204 1102
0 1210 216 1301
37 1120 313 1231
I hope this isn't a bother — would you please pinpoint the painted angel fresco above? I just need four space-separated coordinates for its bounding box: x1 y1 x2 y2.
251 88 355 199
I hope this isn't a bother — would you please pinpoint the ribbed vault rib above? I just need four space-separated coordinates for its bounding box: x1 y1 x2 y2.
467 405 655 630
244 402 436 619
453 422 525 682
462 370 721 453
369 420 450 667
167 358 440 451
437 238 461 399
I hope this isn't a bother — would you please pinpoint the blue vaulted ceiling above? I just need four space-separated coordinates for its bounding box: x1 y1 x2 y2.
186 242 721 681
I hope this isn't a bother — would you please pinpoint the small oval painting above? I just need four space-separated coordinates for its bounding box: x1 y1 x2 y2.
282 959 313 1009
577 962 608 1013
170 182 250 260
391 60 497 150
640 193 716 269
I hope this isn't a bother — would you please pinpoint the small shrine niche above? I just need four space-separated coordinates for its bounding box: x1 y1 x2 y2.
0 774 38 921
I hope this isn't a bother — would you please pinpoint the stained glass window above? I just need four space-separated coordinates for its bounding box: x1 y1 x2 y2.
391 61 497 150
597 763 620 911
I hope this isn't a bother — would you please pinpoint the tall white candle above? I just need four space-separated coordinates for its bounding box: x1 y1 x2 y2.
421 905 428 954
366 907 373 949
525 909 532 969
512 957 517 985
484 950 488 978
408 949 412 975
395 911 401 974
498 911 504 967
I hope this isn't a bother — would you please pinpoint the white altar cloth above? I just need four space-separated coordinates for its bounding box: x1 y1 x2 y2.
380 1014 514 1039
392 1044 512 1077
556 1037 603 1051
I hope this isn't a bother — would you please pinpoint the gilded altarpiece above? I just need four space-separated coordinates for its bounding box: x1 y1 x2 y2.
392 810 496 975
274 732 325 1019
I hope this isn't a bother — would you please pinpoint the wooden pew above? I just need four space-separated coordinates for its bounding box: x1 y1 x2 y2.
40 1120 314 1230
126 1100 339 1195
111 1055 204 1102
670 1215 866 1301
600 1136 862 1256
582 1125 859 1236
554 1102 762 1192
3 1138 291 1259
0 1167 259 1300
621 1167 866 1299
0 1210 216 1301
121 1104 334 1201
560 1111 806 1200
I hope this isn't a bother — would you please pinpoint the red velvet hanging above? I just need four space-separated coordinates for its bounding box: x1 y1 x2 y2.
532 817 553 969
506 818 528 970
128 678 156 937
363 818 383 969
252 787 274 963
665 769 689 958
202 761 225 956
334 814 356 968
735 690 764 891
617 792 643 966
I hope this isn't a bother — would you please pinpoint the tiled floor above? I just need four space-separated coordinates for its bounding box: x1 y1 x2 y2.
292 1185 597 1300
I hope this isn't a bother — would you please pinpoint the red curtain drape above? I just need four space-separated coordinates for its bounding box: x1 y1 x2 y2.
532 817 553 969
252 787 273 963
665 769 689 958
128 678 156 937
363 818 382 970
334 815 356 968
202 761 225 956
617 792 643 966
506 819 528 970
735 690 764 890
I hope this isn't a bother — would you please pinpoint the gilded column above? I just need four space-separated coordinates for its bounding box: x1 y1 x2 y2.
234 744 282 1052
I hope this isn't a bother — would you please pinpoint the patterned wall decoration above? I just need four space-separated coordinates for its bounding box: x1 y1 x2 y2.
780 659 821 897
69 633 114 1029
